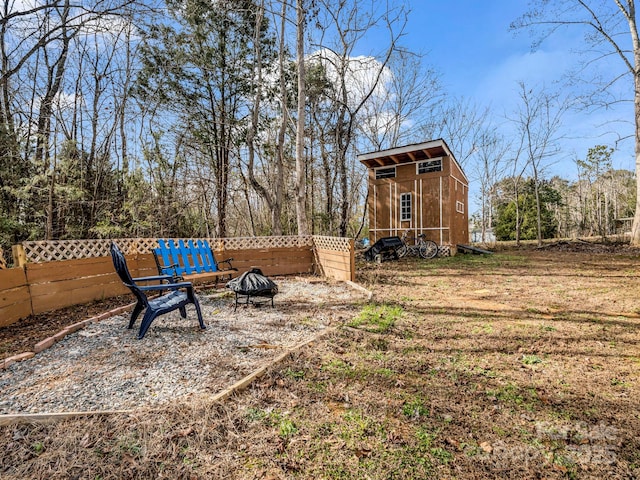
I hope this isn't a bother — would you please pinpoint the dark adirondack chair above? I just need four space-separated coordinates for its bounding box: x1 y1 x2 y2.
110 242 205 339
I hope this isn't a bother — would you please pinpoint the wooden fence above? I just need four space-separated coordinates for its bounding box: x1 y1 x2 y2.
0 236 353 328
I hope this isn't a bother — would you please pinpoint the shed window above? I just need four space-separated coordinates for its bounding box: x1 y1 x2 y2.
456 200 465 214
400 193 411 221
376 167 396 179
417 158 442 174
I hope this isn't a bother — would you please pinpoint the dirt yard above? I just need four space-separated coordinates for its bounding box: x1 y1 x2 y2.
1 244 639 479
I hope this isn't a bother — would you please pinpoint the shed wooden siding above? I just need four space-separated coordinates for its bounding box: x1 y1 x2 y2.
450 177 469 245
361 140 469 247
368 156 466 244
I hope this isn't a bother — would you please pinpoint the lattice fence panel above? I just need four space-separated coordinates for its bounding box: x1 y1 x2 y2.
0 248 6 269
20 236 356 263
21 238 158 263
219 236 314 250
20 236 322 263
312 235 353 253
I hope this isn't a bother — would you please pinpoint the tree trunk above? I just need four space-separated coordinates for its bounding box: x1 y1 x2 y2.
38 1 71 239
514 186 521 245
632 67 640 243
295 0 309 235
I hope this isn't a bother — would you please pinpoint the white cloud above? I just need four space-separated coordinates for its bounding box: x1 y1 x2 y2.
308 48 393 110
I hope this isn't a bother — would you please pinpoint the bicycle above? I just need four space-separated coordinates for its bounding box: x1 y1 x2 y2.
397 230 438 259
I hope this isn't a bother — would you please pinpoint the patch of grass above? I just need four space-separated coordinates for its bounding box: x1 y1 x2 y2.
430 446 453 464
249 408 299 441
415 427 437 449
299 316 316 326
284 368 306 380
610 377 630 388
402 396 430 420
31 441 44 455
278 417 298 439
321 358 358 379
340 409 384 446
374 367 395 378
460 442 482 457
471 323 494 334
492 425 508 436
627 450 640 470
471 366 497 378
522 354 543 365
348 304 402 333
487 383 539 410
245 407 268 422
413 427 452 464
308 380 327 393
525 307 544 314
180 445 199 469
117 434 143 457
552 452 578 479
400 345 429 355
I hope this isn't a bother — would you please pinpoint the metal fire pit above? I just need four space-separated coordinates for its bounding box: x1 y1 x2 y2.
226 267 278 311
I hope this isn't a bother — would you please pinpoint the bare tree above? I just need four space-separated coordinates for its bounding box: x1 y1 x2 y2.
310 0 408 236
357 49 444 150
423 97 492 169
512 0 640 245
509 82 567 246
0 0 154 241
295 0 309 235
471 128 509 243
245 0 285 235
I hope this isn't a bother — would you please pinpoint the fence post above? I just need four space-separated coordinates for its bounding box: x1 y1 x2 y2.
12 244 27 267
349 238 355 282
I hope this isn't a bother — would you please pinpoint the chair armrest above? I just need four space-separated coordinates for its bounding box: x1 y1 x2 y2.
136 282 193 292
158 262 179 272
132 274 174 283
156 263 184 282
218 258 236 270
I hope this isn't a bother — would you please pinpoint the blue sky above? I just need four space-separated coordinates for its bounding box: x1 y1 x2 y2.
396 1 636 180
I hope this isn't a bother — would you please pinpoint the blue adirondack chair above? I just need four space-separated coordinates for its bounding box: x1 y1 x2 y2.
110 242 205 339
153 239 236 283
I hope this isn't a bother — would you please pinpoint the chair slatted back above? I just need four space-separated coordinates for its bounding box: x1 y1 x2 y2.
155 238 221 275
110 242 134 286
198 239 218 272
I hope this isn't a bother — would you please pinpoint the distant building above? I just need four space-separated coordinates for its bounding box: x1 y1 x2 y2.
614 217 633 235
471 228 496 243
358 139 469 249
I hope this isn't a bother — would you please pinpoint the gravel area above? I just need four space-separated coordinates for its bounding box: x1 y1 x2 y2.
0 278 367 415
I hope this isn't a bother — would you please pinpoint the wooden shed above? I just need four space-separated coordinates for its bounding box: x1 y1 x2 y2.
358 139 469 252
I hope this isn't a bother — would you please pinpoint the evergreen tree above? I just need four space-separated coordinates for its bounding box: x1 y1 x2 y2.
494 178 560 241
135 0 275 237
